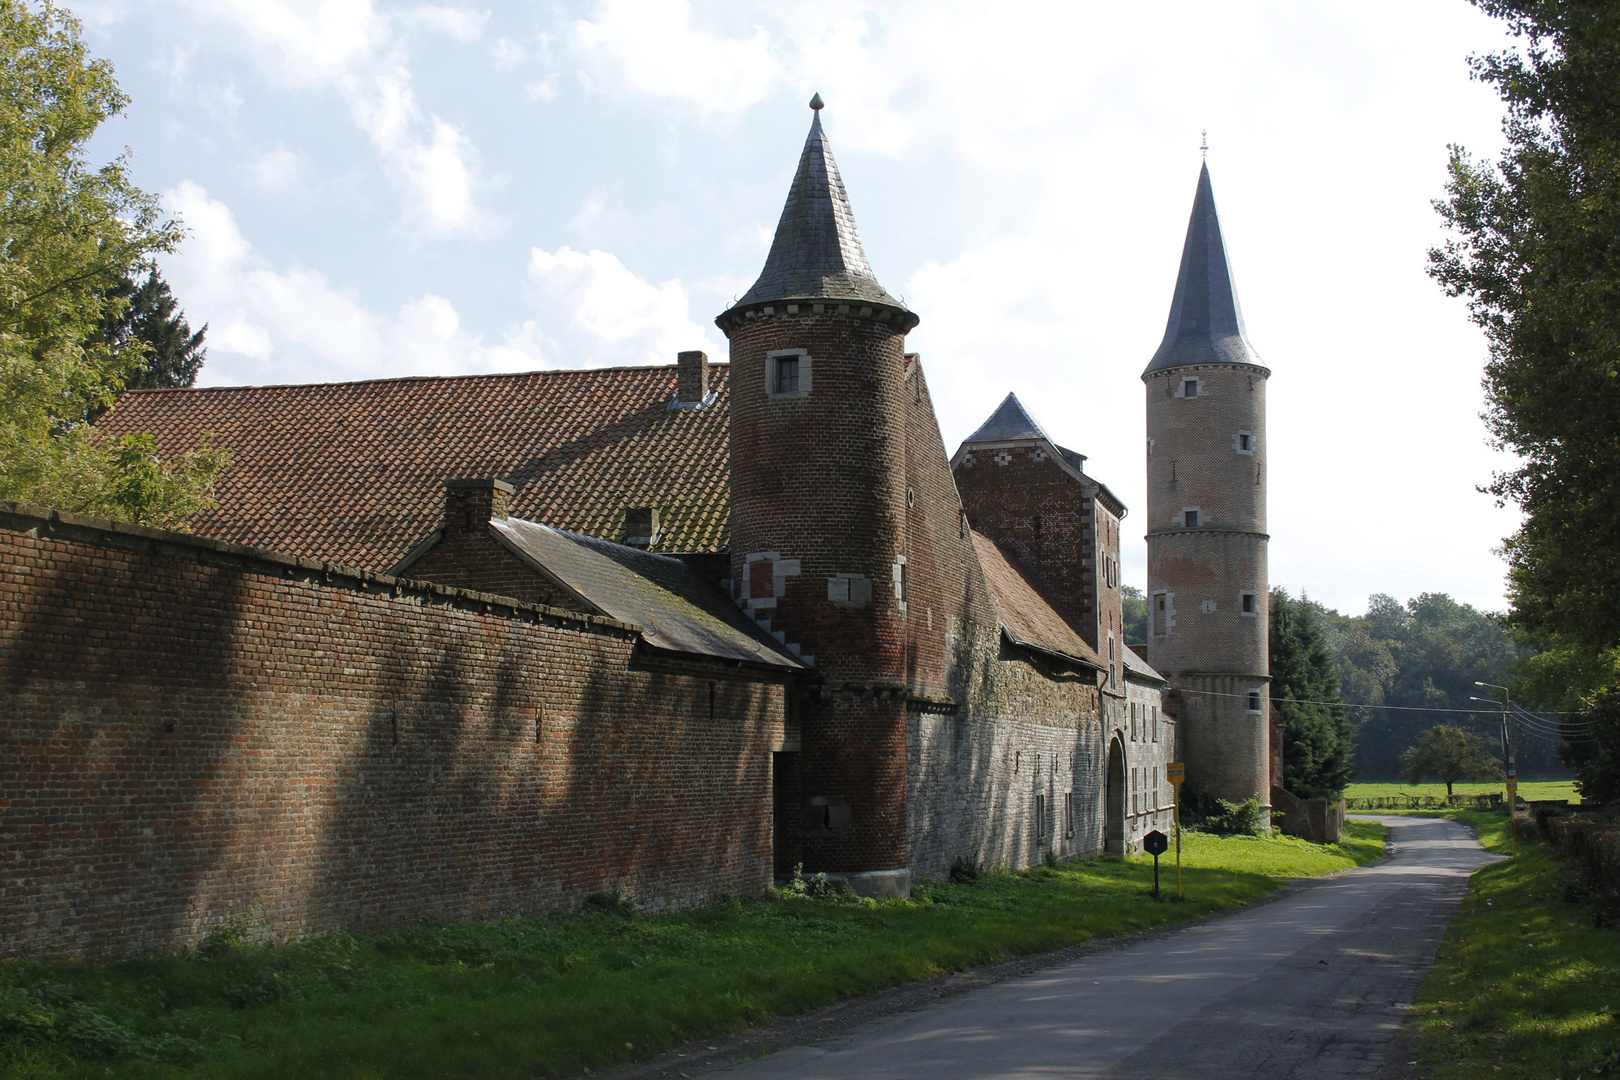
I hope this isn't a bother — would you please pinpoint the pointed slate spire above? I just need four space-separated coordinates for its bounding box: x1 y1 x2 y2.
728 96 910 317
963 392 1052 444
1143 163 1266 376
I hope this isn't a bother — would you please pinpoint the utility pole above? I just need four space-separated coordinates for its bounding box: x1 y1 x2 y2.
1474 681 1517 857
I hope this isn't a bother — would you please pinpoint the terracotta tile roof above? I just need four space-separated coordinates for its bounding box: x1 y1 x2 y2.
98 365 732 571
487 518 799 669
970 530 1104 671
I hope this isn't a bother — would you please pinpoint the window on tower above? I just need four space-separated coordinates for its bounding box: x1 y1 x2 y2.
1183 378 1200 398
1235 430 1254 454
1240 590 1257 616
1183 509 1200 528
766 349 812 399
1246 689 1263 712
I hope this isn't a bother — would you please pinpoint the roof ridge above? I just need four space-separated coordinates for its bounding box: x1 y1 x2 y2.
115 361 733 397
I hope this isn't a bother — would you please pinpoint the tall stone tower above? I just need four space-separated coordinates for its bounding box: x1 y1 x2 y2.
717 96 918 896
1142 163 1271 809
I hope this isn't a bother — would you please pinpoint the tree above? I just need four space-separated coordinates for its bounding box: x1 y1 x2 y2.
1429 2 1620 654
96 268 206 391
1401 725 1503 796
0 1 221 526
1121 585 1147 648
1563 685 1620 805
1270 588 1355 800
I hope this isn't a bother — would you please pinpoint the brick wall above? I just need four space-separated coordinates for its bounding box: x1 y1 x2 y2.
0 503 786 958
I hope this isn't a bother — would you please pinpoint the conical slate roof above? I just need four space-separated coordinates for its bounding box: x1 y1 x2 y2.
963 393 1051 444
728 100 908 315
1143 163 1265 376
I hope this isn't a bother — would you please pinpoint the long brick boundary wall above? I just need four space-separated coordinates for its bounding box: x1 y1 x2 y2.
0 503 785 958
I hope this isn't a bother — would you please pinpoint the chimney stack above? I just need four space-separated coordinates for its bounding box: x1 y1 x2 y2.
676 350 709 404
624 506 660 549
445 477 513 534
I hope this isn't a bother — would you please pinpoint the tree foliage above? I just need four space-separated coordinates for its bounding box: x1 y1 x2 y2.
0 1 221 527
1269 588 1355 800
1120 584 1147 648
96 268 206 391
1563 685 1620 804
1401 725 1504 796
1429 1 1620 652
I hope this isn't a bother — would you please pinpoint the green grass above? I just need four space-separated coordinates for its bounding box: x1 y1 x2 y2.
1401 809 1620 1079
1346 779 1578 802
0 824 1386 1080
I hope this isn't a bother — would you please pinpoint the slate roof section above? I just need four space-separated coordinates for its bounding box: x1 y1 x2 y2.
1122 645 1165 684
488 518 800 669
726 106 910 316
1143 163 1267 376
98 364 732 572
961 393 1051 445
971 531 1104 671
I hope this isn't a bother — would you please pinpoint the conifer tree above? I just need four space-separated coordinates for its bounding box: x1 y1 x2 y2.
97 268 206 390
1270 588 1355 800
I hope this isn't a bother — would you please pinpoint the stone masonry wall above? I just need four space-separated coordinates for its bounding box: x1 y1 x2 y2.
0 503 785 958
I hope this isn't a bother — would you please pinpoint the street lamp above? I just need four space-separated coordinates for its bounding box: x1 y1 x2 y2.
1474 680 1517 857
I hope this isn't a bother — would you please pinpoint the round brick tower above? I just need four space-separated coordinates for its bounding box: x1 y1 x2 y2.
717 96 918 895
1142 163 1271 810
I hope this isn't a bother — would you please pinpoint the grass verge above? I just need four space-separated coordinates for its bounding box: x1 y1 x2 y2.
1345 780 1577 803
1378 809 1620 1078
0 823 1386 1080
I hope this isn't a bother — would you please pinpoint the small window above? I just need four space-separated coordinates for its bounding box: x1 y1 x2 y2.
1130 701 1138 741
766 349 811 398
1237 432 1253 452
776 355 798 393
1151 706 1159 742
1246 689 1262 712
1035 792 1047 843
1183 378 1199 398
1064 792 1074 838
1184 509 1200 528
1152 592 1168 636
1240 591 1257 616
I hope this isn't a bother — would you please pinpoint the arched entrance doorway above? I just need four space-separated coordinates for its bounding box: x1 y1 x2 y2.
1105 736 1126 855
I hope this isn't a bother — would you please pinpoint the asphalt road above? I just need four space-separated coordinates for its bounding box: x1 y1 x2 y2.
712 816 1496 1080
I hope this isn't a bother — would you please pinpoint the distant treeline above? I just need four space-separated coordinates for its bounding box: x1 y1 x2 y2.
1123 588 1569 781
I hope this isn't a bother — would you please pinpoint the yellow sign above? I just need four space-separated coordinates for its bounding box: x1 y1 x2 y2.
1167 762 1186 785
1506 780 1518 796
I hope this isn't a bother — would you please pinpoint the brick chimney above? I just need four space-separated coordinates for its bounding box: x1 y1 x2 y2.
445 477 513 534
624 506 660 549
676 350 709 404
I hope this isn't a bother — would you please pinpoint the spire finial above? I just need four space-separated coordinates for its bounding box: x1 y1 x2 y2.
1200 129 1208 161
809 92 824 112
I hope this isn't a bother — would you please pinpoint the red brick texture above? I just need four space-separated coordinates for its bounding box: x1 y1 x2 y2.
0 503 785 958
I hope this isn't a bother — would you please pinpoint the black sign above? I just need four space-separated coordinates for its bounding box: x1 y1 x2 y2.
1143 829 1168 856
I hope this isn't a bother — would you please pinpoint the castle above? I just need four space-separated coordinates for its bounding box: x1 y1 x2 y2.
0 101 1293 957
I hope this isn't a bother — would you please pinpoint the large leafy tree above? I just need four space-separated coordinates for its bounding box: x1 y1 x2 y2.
0 1 220 525
1270 588 1355 800
1429 1 1620 651
1429 0 1620 799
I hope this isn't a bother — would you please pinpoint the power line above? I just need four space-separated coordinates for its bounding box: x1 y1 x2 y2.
1186 686 1598 725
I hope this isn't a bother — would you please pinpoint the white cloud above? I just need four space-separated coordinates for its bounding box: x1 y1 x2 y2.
163 181 543 385
572 0 776 121
243 145 308 193
527 246 720 365
177 0 488 235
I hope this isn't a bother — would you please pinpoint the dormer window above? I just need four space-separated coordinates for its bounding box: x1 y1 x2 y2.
766 349 812 399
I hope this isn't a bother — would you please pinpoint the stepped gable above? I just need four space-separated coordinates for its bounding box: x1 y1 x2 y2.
727 97 909 318
97 364 732 571
1143 162 1266 376
485 518 800 668
970 531 1104 670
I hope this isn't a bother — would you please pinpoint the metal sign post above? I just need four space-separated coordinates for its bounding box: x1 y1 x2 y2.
1167 762 1186 899
1505 776 1518 858
1144 829 1168 897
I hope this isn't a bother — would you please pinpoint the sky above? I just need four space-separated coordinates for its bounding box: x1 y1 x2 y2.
75 0 1522 616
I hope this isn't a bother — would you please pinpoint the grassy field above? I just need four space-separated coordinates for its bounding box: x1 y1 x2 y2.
0 824 1385 1080
1345 779 1578 802
1371 807 1620 1078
